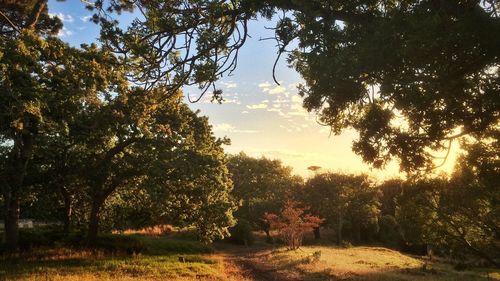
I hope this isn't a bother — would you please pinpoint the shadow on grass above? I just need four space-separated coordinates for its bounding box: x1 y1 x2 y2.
0 236 217 280
234 246 496 281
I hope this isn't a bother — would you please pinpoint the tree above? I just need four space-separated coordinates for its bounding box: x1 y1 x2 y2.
227 153 303 240
0 1 237 248
303 172 379 244
378 179 404 217
86 0 499 171
50 80 236 244
263 200 323 250
0 32 109 248
395 178 443 254
395 140 499 267
0 0 61 35
435 138 499 266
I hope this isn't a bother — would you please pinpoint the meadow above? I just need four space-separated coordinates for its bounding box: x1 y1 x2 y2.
1 232 498 281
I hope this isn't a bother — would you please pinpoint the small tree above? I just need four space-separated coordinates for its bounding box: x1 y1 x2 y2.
263 200 323 250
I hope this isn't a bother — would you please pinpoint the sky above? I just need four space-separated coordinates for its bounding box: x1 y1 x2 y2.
47 1 460 179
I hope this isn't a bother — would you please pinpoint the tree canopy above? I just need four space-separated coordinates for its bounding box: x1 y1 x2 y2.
84 0 500 171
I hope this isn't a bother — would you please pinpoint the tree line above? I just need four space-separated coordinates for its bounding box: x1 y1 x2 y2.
227 149 499 267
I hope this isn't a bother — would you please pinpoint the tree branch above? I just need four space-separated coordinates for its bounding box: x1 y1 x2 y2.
0 10 20 32
26 0 48 29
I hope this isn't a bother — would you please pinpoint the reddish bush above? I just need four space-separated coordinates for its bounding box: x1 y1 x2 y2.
263 200 324 250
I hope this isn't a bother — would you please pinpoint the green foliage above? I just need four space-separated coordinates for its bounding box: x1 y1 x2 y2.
432 139 499 266
274 0 499 171
92 235 145 254
228 152 303 233
88 0 500 171
303 172 380 244
137 236 214 255
378 215 403 249
227 218 255 246
17 229 54 251
1 22 236 247
396 178 444 254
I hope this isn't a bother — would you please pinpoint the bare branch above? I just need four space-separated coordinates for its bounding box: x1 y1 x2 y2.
0 10 20 33
26 0 48 29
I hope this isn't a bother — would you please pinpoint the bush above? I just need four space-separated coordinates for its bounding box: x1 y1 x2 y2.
62 231 87 248
18 229 54 251
340 240 353 248
93 234 145 254
378 215 403 249
139 236 213 254
227 219 255 246
263 200 324 250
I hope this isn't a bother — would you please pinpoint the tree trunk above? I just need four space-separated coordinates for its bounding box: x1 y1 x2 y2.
336 210 343 245
2 118 36 250
264 228 273 243
4 197 20 250
61 187 72 233
87 199 102 246
313 227 321 239
355 225 361 244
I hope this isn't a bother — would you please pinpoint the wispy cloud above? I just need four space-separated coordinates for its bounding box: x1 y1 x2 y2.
269 85 287 95
247 103 268 109
57 27 73 37
221 81 237 89
213 123 258 134
80 15 93 22
49 12 74 22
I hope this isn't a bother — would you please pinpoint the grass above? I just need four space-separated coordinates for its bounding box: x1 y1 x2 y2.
0 235 244 281
1 232 498 281
244 245 500 281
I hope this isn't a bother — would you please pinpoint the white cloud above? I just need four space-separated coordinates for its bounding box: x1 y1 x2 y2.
57 27 73 37
258 81 272 89
291 95 302 103
80 15 93 22
269 85 287 95
221 81 237 89
288 83 299 90
49 12 74 22
213 123 234 132
267 108 286 117
213 123 258 134
241 111 249 114
246 103 268 109
222 98 241 105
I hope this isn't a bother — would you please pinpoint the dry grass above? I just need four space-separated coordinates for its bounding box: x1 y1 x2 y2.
112 225 174 236
245 245 499 281
0 236 245 281
2 235 498 281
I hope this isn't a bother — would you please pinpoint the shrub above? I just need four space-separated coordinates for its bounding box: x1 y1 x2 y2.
263 200 324 250
227 219 255 246
93 234 145 254
18 229 54 251
378 215 403 249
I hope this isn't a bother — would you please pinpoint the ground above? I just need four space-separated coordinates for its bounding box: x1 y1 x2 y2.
0 234 498 281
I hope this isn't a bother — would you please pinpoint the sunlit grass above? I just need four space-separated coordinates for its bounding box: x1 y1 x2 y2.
248 245 499 281
0 236 230 281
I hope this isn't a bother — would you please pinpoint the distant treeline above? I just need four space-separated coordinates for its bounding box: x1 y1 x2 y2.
225 149 499 268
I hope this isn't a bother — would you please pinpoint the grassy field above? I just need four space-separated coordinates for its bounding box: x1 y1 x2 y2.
240 245 500 281
0 235 248 281
1 234 498 281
